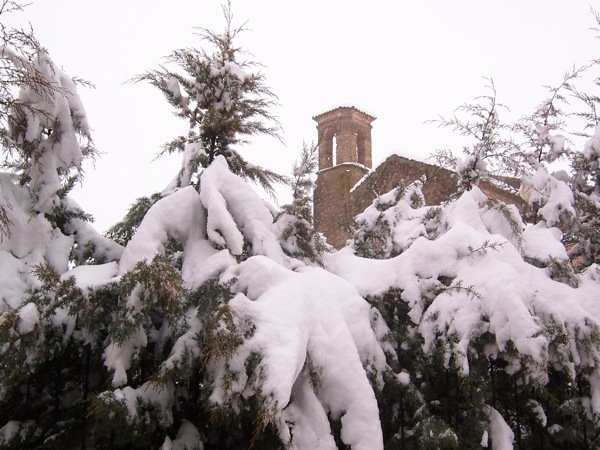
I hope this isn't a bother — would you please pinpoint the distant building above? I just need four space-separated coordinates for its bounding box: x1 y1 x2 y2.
313 106 523 248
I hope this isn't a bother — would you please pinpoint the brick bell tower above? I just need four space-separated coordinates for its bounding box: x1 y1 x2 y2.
313 106 376 248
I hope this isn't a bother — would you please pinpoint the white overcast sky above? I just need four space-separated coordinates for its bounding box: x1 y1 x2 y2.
4 0 598 232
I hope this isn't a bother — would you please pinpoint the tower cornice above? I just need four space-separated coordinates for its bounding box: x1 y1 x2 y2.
312 105 376 123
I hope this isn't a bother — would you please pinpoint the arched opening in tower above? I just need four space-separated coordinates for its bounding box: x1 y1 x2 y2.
357 130 367 166
332 135 337 166
318 127 336 170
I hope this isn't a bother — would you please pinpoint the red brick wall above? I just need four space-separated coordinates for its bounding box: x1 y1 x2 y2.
314 163 369 248
314 154 524 248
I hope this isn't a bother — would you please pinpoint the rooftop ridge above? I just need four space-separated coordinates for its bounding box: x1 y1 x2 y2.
312 105 377 122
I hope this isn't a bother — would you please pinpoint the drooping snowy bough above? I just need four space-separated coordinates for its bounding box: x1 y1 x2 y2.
4 4 600 448
27 152 380 449
0 44 123 448
333 180 600 448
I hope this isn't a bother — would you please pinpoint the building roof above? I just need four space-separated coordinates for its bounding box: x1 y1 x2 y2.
312 105 376 123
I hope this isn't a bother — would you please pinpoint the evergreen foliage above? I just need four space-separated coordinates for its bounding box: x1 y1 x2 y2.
0 0 96 215
133 1 285 196
2 4 381 449
349 185 600 449
0 4 121 447
565 32 600 268
275 142 329 264
345 22 600 444
105 193 163 247
433 56 600 271
352 179 430 259
2 2 600 449
431 78 518 192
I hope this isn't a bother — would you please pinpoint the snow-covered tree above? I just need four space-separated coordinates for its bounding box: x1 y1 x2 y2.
508 44 600 271
72 154 385 448
433 71 592 273
512 68 583 172
563 22 600 269
0 3 122 448
352 178 429 259
274 142 329 265
342 181 600 448
133 1 284 197
356 43 600 447
4 3 600 449
569 126 600 267
1 6 390 450
431 78 519 193
104 193 163 247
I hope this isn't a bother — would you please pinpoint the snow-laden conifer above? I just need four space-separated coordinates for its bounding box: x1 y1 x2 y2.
341 183 600 448
344 56 600 447
352 178 429 259
431 78 518 193
274 142 329 265
133 1 285 197
5 3 600 449
90 153 388 449
0 3 122 447
569 125 600 267
15 6 388 449
563 21 600 269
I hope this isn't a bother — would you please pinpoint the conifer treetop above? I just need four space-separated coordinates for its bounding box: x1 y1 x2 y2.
134 1 284 195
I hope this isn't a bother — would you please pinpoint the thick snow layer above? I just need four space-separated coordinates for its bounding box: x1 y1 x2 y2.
100 151 389 446
162 420 203 450
0 174 67 309
282 373 337 450
0 48 106 318
354 180 428 256
583 124 600 161
484 405 514 450
214 256 386 449
119 186 208 274
0 175 120 319
65 197 124 262
521 167 575 227
62 262 119 289
121 157 296 287
104 323 148 387
0 421 21 446
528 399 547 427
17 303 39 334
200 156 289 265
118 184 236 289
328 188 600 394
0 174 51 260
522 225 567 260
14 51 89 213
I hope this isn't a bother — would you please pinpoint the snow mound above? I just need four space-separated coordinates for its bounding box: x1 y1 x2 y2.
209 256 387 449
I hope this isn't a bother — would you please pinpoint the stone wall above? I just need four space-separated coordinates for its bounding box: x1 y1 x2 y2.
314 163 369 248
315 154 524 248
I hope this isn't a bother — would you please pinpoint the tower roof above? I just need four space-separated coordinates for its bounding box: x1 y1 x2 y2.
312 105 376 123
